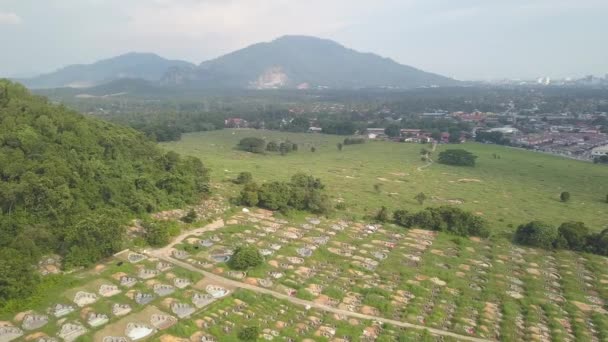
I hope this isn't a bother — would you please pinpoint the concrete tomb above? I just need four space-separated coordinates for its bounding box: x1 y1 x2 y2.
172 250 189 259
153 284 175 296
22 314 49 330
134 292 155 305
119 276 138 287
192 293 215 308
127 253 146 263
156 262 173 272
124 323 155 341
73 291 98 307
137 268 159 279
50 304 75 317
58 322 87 342
0 326 23 342
171 303 195 319
102 337 128 342
173 278 191 289
99 284 121 297
112 303 132 316
150 314 177 330
206 285 229 298
87 313 110 327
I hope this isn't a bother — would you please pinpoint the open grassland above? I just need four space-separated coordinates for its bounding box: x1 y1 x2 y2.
162 129 608 233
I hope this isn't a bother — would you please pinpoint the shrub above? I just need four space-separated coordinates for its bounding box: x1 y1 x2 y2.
414 192 427 205
560 191 570 202
514 221 558 249
392 206 488 238
238 173 330 214
234 172 253 185
557 221 589 251
344 137 366 145
438 149 477 167
229 246 263 270
266 141 279 152
180 209 197 223
375 206 390 222
238 137 266 153
238 326 259 341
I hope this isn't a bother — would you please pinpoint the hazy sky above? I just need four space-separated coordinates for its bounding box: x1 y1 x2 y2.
0 0 607 80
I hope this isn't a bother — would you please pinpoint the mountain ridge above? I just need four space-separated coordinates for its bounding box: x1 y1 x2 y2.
167 35 457 89
23 36 458 90
20 52 195 89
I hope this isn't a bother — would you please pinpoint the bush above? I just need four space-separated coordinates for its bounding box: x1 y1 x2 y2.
514 221 558 249
557 221 589 251
229 246 264 270
344 137 366 145
238 326 260 341
239 182 260 207
586 229 608 256
238 173 330 214
266 141 279 152
438 149 477 167
560 191 571 202
392 206 488 238
375 206 390 222
180 209 197 223
238 137 266 154
234 172 253 185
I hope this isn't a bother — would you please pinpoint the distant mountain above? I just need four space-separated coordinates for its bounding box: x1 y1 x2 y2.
21 53 194 89
163 35 458 89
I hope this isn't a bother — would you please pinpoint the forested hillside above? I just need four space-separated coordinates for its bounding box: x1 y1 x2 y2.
0 80 209 302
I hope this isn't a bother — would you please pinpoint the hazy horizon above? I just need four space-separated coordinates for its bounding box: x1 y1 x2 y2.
1 0 607 80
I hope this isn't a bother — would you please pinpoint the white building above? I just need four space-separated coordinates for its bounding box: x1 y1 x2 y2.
591 145 608 157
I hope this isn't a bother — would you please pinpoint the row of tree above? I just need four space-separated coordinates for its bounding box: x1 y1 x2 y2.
514 221 608 256
238 173 331 214
379 206 489 238
237 137 298 155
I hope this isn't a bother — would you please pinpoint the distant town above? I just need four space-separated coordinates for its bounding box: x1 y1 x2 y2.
227 107 608 162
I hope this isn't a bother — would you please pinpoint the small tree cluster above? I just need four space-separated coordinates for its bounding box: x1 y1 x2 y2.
180 208 198 223
514 220 608 256
344 137 366 145
238 173 331 214
238 326 260 341
237 137 266 154
143 220 180 247
234 172 253 185
229 245 264 270
392 206 489 238
437 149 477 167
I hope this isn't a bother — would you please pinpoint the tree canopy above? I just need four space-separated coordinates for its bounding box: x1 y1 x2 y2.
438 149 477 167
0 80 210 301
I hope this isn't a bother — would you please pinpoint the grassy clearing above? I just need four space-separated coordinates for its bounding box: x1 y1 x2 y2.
162 129 608 233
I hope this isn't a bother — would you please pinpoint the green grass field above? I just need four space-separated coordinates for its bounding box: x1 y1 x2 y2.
162 129 608 234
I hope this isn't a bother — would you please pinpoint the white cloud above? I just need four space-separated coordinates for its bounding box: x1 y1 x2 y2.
124 0 383 48
0 11 21 25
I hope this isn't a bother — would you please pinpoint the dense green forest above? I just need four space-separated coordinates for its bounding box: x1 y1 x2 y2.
0 80 209 303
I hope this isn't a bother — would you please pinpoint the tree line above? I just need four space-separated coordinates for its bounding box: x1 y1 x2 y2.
238 173 331 214
379 206 489 238
514 221 608 256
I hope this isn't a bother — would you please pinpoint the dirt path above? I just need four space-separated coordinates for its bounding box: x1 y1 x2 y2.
417 142 437 171
144 220 491 342
151 218 225 257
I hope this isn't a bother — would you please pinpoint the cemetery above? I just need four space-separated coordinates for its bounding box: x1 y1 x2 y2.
1 207 607 341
